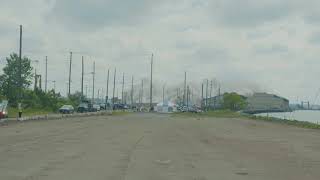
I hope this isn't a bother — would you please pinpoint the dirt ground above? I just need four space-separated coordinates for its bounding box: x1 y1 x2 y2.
0 113 320 180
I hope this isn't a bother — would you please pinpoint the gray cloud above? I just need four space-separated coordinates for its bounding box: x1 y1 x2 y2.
49 0 160 31
190 47 228 63
304 14 320 25
210 0 294 27
254 44 289 54
309 32 320 45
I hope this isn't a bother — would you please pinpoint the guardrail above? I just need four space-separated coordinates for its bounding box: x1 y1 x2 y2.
0 110 113 126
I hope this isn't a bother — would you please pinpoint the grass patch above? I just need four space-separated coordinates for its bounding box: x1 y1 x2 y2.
246 114 320 129
7 107 54 118
173 110 243 118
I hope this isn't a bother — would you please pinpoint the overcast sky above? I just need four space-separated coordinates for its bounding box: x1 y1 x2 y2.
1 0 320 103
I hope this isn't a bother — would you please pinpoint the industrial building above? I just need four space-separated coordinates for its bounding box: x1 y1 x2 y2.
244 93 290 114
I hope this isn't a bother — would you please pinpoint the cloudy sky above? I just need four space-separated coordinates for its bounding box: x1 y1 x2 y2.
1 0 320 103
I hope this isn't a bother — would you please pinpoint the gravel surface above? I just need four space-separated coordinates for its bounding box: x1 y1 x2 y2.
0 113 320 180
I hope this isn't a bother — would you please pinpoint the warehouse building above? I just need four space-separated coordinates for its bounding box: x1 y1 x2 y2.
244 93 290 114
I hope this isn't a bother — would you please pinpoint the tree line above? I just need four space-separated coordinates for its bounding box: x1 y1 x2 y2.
0 53 82 111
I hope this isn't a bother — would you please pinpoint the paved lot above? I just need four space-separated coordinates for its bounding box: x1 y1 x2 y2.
0 113 320 180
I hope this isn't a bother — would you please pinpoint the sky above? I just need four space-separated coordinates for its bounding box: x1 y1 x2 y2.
1 0 320 104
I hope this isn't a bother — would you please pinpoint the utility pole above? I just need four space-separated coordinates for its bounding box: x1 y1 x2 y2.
150 54 153 111
68 52 72 96
183 72 187 106
106 69 110 108
187 85 189 107
189 87 193 104
201 83 204 109
45 56 48 93
122 73 124 104
112 68 116 106
92 61 95 103
205 79 209 111
81 56 84 98
19 25 22 99
39 75 42 90
131 76 134 106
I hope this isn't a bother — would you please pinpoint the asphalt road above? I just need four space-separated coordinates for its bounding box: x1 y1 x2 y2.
0 113 320 180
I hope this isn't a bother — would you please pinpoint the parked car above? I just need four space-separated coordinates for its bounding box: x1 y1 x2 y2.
59 105 74 114
0 100 8 119
89 104 101 112
78 103 89 113
99 103 106 110
91 104 101 112
181 106 188 112
187 106 200 113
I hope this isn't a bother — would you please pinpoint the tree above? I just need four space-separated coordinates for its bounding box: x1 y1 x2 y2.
223 92 247 111
0 53 33 105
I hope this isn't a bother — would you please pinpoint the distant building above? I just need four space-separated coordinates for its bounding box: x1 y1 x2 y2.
244 93 290 114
